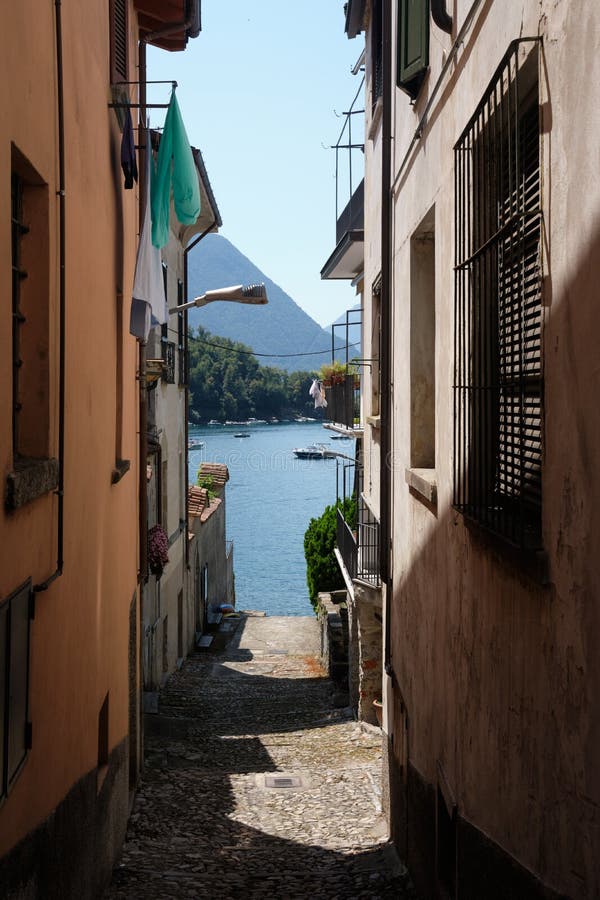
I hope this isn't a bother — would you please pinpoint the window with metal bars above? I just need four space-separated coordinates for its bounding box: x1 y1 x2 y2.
177 282 186 386
11 174 26 458
10 149 51 465
453 40 542 551
161 329 175 384
371 0 383 109
110 0 128 83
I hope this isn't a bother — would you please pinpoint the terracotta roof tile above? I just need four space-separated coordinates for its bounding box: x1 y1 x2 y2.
188 485 208 517
197 462 230 493
188 484 222 522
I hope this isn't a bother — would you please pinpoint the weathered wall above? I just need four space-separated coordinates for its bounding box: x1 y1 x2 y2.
382 0 600 896
191 498 230 612
0 0 140 888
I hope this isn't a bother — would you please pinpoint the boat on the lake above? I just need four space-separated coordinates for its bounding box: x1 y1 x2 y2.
292 443 335 460
188 439 205 450
234 432 251 438
207 420 221 426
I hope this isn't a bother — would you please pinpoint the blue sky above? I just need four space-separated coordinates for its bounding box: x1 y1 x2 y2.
147 1 363 328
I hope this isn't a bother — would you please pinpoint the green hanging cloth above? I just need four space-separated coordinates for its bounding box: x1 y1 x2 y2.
151 90 201 248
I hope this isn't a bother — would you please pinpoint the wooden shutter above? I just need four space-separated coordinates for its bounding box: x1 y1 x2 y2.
397 0 430 99
110 0 128 83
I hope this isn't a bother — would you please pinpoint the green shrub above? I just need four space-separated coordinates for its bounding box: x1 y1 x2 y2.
196 472 216 500
304 496 356 612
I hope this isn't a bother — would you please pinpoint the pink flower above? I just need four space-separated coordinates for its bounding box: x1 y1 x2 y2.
148 524 169 576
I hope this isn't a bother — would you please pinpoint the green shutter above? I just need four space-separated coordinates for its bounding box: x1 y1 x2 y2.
397 0 430 99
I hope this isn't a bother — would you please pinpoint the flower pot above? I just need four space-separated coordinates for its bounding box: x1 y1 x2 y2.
372 698 383 727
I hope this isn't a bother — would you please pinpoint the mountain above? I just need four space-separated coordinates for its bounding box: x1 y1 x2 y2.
186 234 346 373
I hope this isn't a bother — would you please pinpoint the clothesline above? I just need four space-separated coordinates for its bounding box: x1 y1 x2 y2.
178 333 361 359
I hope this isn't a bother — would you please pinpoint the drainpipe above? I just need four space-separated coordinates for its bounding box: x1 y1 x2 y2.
183 217 218 569
34 0 66 594
380 0 393 675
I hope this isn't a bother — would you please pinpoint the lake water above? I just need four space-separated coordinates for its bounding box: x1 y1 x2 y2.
188 421 352 616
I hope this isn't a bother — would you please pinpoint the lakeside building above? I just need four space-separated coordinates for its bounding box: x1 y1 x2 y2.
143 142 221 703
324 1 600 897
188 462 235 640
0 1 201 895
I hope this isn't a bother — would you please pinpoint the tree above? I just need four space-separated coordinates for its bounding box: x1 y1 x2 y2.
304 497 357 612
187 327 321 421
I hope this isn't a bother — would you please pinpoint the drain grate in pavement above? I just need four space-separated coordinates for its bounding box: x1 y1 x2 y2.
264 774 303 789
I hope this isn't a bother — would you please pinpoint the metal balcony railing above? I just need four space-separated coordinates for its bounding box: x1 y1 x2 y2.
337 507 357 580
357 499 380 586
325 374 360 429
336 497 380 587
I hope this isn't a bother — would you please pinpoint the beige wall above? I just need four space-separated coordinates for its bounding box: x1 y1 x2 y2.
383 1 600 895
0 0 140 858
353 0 600 895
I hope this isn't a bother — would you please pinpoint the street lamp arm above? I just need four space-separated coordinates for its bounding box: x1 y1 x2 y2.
169 283 268 314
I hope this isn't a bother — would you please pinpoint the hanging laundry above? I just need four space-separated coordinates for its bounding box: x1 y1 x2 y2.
120 104 138 189
151 90 200 248
130 140 167 340
309 379 328 409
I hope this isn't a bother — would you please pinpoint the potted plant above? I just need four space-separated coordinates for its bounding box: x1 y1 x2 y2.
318 360 355 386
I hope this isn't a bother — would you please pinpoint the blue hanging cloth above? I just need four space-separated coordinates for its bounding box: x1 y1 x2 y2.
151 90 201 248
120 104 138 189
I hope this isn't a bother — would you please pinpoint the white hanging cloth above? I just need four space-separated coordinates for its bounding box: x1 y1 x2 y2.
309 379 327 409
130 138 167 340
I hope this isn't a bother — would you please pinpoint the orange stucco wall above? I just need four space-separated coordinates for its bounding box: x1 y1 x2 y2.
0 0 140 856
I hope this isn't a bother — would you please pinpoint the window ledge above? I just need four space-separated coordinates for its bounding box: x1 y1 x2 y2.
366 415 381 429
6 458 59 511
461 513 549 587
405 467 437 505
111 458 131 485
368 97 383 140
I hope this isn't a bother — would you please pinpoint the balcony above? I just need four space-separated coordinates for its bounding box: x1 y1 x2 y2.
321 74 364 282
325 374 360 430
321 180 364 281
336 496 380 587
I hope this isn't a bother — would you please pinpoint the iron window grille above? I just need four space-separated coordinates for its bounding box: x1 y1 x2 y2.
453 39 542 551
11 174 27 458
162 340 175 384
177 282 186 386
371 0 383 109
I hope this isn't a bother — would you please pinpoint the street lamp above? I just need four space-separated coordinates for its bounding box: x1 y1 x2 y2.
169 282 268 314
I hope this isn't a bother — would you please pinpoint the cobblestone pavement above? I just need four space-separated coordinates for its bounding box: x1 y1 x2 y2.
105 614 417 899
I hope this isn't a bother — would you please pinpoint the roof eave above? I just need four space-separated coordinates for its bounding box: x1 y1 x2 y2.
135 0 201 52
321 230 365 280
344 0 366 38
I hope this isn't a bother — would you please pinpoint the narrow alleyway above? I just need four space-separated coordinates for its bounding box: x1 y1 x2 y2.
105 613 416 899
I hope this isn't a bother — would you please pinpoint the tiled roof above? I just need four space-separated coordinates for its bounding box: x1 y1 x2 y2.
197 462 229 492
188 486 208 517
188 485 222 522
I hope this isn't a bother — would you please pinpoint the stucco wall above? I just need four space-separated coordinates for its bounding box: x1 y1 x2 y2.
380 1 600 896
190 497 230 614
0 0 139 867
